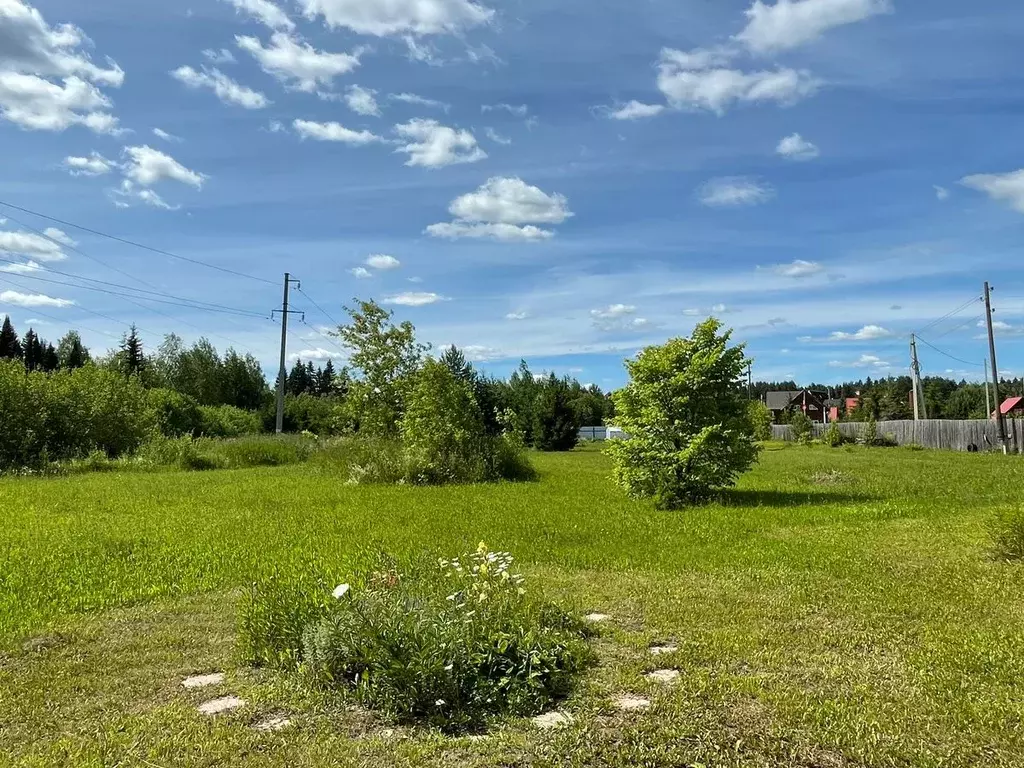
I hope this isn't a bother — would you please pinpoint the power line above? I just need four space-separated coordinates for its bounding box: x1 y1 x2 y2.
296 286 344 328
0 282 120 340
299 317 347 355
0 199 277 286
932 314 985 341
2 270 268 318
0 255 267 318
0 207 163 293
915 295 984 336
915 334 984 368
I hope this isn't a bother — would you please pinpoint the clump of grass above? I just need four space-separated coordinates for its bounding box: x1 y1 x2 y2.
811 469 853 485
211 435 316 468
988 508 1024 561
239 544 593 732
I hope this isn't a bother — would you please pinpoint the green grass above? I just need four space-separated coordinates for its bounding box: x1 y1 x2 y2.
2 446 1024 766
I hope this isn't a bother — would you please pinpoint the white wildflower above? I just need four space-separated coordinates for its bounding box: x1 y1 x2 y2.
332 583 351 599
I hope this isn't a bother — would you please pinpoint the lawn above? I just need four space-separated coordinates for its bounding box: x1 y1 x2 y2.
1 445 1023 767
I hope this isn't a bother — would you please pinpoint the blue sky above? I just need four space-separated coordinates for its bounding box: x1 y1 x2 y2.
2 0 1024 389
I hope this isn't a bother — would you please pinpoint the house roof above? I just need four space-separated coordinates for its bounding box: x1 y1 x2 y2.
765 390 826 411
1000 396 1024 415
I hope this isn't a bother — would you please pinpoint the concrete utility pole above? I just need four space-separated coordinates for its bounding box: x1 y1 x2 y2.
272 273 303 434
910 334 924 421
984 281 1009 453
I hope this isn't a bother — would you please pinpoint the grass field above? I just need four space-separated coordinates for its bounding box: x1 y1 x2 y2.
2 445 1024 767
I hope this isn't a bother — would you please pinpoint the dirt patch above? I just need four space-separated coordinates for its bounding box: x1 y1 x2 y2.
253 715 292 732
197 695 245 715
585 613 611 623
613 695 651 711
811 469 853 485
182 672 224 689
645 669 680 684
532 711 573 729
649 643 678 656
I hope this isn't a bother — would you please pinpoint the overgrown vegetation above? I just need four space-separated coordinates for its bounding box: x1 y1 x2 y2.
607 319 760 508
988 508 1024 561
240 544 592 731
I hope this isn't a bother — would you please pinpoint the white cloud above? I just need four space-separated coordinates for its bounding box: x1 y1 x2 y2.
425 222 554 241
383 291 444 306
171 65 269 109
683 308 702 316
63 151 115 176
699 176 775 207
223 0 295 31
482 103 528 117
484 127 511 145
349 266 372 278
505 311 529 320
591 304 651 332
390 92 449 111
961 169 1024 213
461 345 502 362
203 48 237 65
657 48 819 115
776 132 819 160
344 84 379 116
236 33 360 93
0 259 42 273
152 128 180 142
0 72 120 133
0 1 125 133
288 347 345 362
934 185 949 201
427 177 572 241
111 180 178 210
766 259 824 278
0 229 67 261
293 119 382 144
43 227 75 247
393 118 486 168
829 353 892 369
711 303 734 314
829 324 894 341
737 0 892 54
299 0 493 36
0 289 73 308
267 119 286 133
122 145 206 188
366 254 401 270
603 100 666 120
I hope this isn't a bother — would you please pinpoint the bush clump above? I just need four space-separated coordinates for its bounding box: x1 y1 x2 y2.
199 404 263 438
747 401 774 442
822 420 854 447
790 412 814 444
239 544 593 732
989 509 1024 561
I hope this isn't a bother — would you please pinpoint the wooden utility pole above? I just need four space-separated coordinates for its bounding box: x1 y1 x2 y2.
984 281 1009 453
984 358 992 419
910 334 924 421
272 273 303 434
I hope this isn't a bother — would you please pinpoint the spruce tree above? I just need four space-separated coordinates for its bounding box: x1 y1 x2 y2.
440 345 473 382
23 329 43 372
41 343 59 372
0 315 22 360
120 324 145 377
57 331 90 369
318 359 336 396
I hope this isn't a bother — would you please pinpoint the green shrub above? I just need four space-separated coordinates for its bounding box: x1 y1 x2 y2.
199 404 262 438
148 388 202 437
313 437 406 484
286 395 345 436
211 435 315 467
861 416 897 447
790 412 814 444
0 360 47 469
822 420 853 448
748 401 773 442
606 320 760 509
240 545 593 732
989 509 1024 561
531 378 580 452
401 359 489 484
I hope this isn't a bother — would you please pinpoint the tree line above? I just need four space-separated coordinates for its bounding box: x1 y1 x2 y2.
753 374 1024 421
0 309 615 460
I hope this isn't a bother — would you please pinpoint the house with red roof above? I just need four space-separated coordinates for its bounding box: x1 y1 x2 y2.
995 396 1024 419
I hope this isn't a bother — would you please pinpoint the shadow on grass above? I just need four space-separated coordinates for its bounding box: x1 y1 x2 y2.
719 489 878 508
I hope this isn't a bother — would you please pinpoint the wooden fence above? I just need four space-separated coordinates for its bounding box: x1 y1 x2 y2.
771 419 1024 453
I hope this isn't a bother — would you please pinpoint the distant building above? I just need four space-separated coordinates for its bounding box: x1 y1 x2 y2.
995 396 1024 419
765 390 827 424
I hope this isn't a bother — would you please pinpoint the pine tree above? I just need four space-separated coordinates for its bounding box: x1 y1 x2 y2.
120 324 145 377
0 315 22 360
440 345 473 382
57 331 90 369
305 361 317 395
287 359 310 396
23 329 43 372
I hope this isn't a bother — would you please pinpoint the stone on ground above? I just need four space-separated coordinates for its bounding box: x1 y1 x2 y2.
254 715 292 732
532 711 574 729
197 695 245 715
584 613 610 623
649 643 678 655
182 672 224 689
646 669 681 684
614 695 651 711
